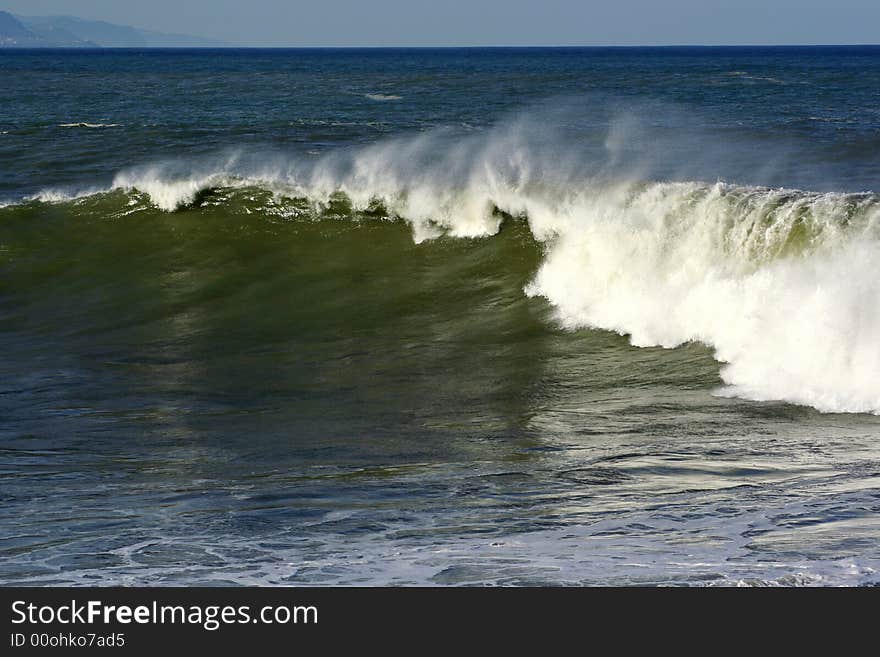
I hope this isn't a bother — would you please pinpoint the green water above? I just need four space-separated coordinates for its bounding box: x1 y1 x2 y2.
2 47 880 585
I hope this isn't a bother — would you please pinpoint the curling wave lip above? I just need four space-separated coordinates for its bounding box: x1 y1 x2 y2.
11 127 879 415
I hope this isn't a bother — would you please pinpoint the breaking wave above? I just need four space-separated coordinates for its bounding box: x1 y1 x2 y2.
6 118 880 414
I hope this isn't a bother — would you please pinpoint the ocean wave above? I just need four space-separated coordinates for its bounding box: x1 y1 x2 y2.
58 122 122 128
365 93 402 101
723 71 789 85
17 186 111 205
6 121 880 414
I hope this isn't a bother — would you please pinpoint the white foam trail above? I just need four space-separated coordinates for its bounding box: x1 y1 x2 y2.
365 93 402 101
27 119 880 414
58 122 122 128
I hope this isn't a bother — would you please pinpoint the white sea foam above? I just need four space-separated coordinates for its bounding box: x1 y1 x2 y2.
58 122 122 128
7 486 878 586
523 184 880 414
112 154 245 212
365 93 402 101
23 186 110 204
113 170 223 212
22 115 880 414
724 71 787 84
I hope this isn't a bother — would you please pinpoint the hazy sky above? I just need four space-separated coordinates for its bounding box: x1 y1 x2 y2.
3 0 879 47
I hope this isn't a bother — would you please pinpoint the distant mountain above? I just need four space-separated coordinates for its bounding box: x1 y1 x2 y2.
0 10 71 46
0 10 228 47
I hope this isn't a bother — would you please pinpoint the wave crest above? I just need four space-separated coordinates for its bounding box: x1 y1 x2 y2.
10 121 880 414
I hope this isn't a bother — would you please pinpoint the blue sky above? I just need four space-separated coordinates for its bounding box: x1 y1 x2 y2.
3 0 879 46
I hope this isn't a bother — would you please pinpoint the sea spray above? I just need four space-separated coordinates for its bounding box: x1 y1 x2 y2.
523 183 880 413
10 117 880 414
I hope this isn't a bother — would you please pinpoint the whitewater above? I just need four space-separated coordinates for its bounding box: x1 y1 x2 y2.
4 47 880 587
14 117 877 415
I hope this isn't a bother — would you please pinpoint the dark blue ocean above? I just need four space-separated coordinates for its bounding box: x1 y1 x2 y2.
1 47 879 585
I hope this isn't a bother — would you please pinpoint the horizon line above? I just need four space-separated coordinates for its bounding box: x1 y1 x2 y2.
3 43 880 49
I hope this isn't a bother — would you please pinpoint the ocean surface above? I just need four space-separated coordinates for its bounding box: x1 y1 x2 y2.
1 47 879 586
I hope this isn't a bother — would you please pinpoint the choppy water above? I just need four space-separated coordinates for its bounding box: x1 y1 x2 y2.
1 47 879 586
